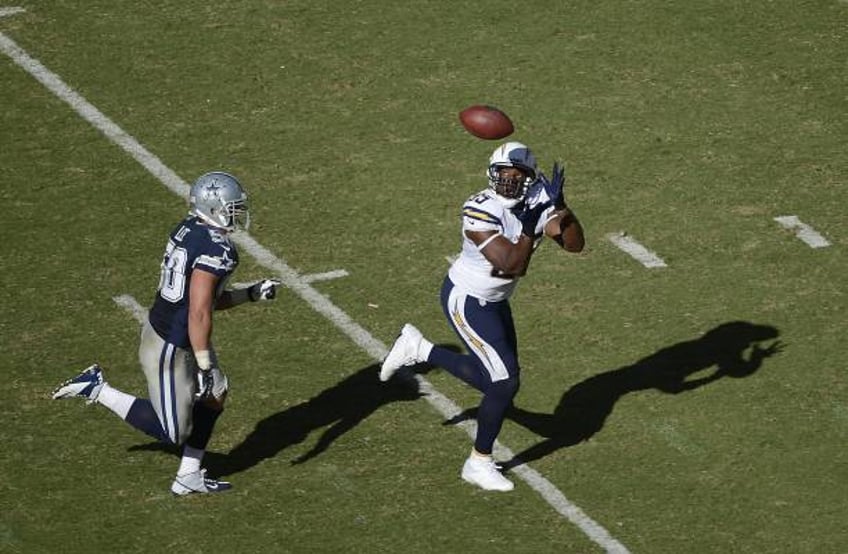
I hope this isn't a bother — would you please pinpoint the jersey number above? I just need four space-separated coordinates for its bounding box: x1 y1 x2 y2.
159 240 188 302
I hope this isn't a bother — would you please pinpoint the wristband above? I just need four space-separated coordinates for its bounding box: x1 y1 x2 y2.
195 349 212 371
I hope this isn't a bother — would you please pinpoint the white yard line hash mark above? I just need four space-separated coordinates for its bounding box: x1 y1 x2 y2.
773 215 831 249
113 295 147 325
0 7 25 18
607 232 667 268
231 269 349 290
1 32 629 553
301 269 350 283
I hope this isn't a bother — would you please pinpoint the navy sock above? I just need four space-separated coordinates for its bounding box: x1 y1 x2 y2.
474 377 520 455
125 399 170 443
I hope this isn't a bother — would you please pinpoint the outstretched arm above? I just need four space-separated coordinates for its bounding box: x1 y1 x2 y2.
216 279 282 310
545 208 585 252
537 163 584 253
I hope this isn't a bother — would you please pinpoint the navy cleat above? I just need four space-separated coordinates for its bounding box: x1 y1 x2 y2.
51 364 105 405
171 469 232 496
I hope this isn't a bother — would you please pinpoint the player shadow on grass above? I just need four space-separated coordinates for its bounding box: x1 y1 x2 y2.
209 357 446 476
129 360 435 474
444 320 783 471
128 347 456 475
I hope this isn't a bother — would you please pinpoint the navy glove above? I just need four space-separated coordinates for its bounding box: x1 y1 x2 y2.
513 200 552 238
540 162 566 209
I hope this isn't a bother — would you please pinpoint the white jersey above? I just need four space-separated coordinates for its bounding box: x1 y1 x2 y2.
448 184 555 302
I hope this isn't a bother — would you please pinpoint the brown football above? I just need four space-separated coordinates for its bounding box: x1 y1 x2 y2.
458 105 514 140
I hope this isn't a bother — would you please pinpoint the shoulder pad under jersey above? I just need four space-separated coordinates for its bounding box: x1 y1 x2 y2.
462 190 506 228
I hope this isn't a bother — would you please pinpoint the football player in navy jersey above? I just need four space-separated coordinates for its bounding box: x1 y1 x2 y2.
53 171 281 495
380 142 585 491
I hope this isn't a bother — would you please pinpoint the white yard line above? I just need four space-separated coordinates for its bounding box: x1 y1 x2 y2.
1 25 628 553
773 215 831 249
607 232 667 268
0 6 24 17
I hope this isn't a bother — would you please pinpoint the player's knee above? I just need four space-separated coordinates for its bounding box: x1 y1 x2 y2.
490 375 520 402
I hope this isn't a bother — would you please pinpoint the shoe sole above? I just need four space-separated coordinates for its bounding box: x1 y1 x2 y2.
461 473 515 492
171 479 232 496
51 380 102 400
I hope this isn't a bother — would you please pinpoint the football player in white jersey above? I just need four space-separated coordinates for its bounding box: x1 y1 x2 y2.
380 142 585 491
52 172 281 495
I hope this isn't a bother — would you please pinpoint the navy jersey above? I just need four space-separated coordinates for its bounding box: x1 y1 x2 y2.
148 216 239 348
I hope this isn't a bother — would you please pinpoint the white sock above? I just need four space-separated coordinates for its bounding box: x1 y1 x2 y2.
177 446 204 476
470 449 492 461
95 383 136 419
418 337 434 361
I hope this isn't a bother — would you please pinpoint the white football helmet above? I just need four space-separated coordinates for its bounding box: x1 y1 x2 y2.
189 171 250 231
487 142 538 208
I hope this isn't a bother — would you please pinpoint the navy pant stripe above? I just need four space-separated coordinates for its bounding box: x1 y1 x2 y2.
158 344 171 440
168 346 179 443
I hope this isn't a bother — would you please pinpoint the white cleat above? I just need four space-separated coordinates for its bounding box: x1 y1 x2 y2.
171 469 232 496
461 455 515 492
51 364 105 405
379 323 424 382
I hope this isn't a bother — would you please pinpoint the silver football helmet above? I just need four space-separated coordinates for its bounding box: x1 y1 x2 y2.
189 171 250 231
487 141 538 208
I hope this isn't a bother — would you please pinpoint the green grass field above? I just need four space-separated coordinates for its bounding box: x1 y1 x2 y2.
2 1 846 552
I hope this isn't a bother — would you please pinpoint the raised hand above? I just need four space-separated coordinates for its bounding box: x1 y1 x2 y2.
248 279 282 301
545 162 566 209
513 201 552 238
